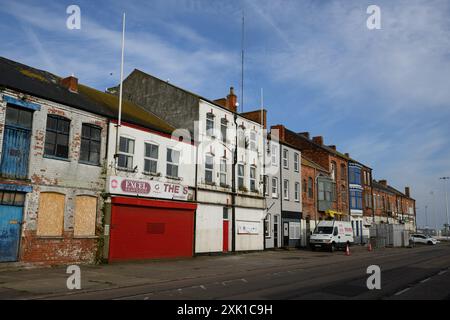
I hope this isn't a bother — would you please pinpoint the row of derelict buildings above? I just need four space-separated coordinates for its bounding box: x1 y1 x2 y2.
0 57 416 265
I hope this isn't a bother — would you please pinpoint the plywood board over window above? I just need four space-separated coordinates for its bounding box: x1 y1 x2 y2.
74 196 97 237
37 192 65 236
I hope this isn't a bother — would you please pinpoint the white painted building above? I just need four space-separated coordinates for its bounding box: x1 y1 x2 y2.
195 97 265 253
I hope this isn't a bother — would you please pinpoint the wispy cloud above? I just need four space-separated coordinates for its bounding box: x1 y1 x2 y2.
1 0 449 227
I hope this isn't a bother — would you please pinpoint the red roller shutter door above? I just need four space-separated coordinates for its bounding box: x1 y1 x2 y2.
109 197 196 261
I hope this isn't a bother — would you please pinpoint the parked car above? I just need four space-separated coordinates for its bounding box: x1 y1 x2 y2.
410 234 437 245
310 221 354 252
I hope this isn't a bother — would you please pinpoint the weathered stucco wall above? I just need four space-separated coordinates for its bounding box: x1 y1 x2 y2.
0 89 107 265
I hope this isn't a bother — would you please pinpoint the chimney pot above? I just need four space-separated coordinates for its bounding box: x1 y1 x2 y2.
312 136 324 145
345 153 350 158
328 145 336 151
405 187 410 198
380 180 387 186
60 75 78 93
225 86 238 113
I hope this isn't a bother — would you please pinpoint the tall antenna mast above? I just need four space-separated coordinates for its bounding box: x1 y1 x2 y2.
240 10 245 113
115 13 126 158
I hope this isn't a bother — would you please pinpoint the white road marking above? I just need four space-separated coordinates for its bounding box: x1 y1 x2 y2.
438 270 448 276
395 288 411 296
420 278 431 284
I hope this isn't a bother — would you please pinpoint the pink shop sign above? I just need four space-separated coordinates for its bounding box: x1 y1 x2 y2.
107 176 189 201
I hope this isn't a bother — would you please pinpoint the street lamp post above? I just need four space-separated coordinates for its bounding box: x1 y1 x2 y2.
439 177 450 240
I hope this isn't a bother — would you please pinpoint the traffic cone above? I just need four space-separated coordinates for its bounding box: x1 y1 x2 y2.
368 243 373 252
345 244 351 256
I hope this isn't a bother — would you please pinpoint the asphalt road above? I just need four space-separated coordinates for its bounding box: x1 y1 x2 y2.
33 243 450 300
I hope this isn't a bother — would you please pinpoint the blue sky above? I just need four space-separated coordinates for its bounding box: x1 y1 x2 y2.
1 0 450 228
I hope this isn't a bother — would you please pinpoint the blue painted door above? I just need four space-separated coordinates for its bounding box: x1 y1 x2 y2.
0 205 23 262
0 106 33 180
0 127 31 179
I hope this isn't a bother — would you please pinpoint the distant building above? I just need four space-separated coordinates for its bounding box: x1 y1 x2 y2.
372 179 416 231
264 125 302 249
347 158 373 244
278 130 349 220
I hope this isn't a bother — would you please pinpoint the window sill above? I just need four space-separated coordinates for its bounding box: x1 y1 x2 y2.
142 171 161 177
73 236 99 239
166 176 182 181
79 161 101 167
36 236 64 240
43 155 70 162
117 167 136 173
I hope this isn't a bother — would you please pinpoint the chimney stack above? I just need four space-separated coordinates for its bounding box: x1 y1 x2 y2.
226 87 238 113
328 145 336 151
405 187 410 198
312 136 324 146
379 180 387 186
60 75 78 93
299 132 310 139
271 125 285 142
345 153 350 158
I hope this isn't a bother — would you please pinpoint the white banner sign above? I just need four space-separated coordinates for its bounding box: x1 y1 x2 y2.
237 221 260 235
107 176 189 201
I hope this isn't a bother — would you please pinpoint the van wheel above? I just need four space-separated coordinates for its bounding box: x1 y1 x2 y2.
310 246 316 251
330 243 336 252
428 241 433 245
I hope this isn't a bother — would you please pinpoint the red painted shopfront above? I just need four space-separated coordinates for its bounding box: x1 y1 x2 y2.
109 197 197 261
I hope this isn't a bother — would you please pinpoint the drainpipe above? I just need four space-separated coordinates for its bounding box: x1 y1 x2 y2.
231 114 238 252
193 135 199 257
279 142 283 248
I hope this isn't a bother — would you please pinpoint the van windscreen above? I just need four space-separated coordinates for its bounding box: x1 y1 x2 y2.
315 226 333 234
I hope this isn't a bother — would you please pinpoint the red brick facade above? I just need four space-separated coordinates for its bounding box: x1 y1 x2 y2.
274 126 350 216
20 231 98 265
301 157 329 221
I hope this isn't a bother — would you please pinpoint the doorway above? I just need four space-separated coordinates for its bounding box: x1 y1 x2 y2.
273 215 279 248
223 207 229 253
283 222 289 247
0 191 26 262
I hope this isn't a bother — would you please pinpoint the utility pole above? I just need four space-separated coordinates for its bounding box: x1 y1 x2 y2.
439 177 450 240
425 205 428 229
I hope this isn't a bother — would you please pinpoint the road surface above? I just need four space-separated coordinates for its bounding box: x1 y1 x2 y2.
15 243 448 300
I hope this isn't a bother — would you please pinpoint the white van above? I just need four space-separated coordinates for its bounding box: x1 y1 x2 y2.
310 221 354 252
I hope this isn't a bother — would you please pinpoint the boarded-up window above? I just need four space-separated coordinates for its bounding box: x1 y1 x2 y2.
37 193 65 236
74 196 97 237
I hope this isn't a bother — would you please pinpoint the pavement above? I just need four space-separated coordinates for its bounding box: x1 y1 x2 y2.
0 243 449 300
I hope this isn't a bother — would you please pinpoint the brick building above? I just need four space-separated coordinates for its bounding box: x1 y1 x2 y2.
0 57 111 264
301 157 330 222
372 179 416 231
275 128 350 220
0 57 185 265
